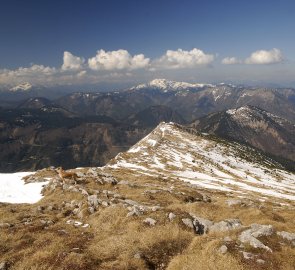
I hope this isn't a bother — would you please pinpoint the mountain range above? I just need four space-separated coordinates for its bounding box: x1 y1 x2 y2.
0 79 294 172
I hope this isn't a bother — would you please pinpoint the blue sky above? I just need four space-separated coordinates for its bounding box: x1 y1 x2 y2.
0 0 294 88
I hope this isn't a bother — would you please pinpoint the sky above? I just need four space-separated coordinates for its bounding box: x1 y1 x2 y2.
0 0 295 89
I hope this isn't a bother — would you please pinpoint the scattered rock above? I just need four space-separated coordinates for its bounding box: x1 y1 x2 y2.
219 245 228 254
242 251 255 260
80 189 89 196
118 180 130 185
182 218 194 229
0 261 9 270
192 216 213 234
151 206 161 211
0 223 11 228
168 212 176 221
134 253 142 259
223 236 232 242
126 206 144 217
277 231 295 246
88 207 95 214
124 199 139 206
201 194 211 202
87 195 100 208
239 224 274 252
257 259 265 264
144 218 157 226
226 199 242 207
210 219 242 232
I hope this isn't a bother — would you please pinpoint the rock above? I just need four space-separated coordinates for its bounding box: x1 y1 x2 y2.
87 195 100 208
182 218 194 229
118 180 130 185
226 199 242 207
87 168 98 177
101 201 109 207
257 259 265 264
223 236 232 242
144 218 157 226
210 219 242 232
242 252 254 260
168 212 176 221
102 176 118 185
239 224 274 252
219 245 228 254
134 253 142 259
76 172 85 178
80 189 89 196
126 206 144 217
0 261 8 270
73 208 80 215
151 206 161 211
250 224 274 238
124 199 139 206
0 223 11 228
191 216 213 234
37 206 45 212
201 194 211 202
277 231 295 246
88 207 95 214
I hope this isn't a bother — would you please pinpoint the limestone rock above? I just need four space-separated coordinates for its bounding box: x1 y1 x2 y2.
182 218 194 229
219 245 228 254
277 231 295 246
210 219 242 232
239 224 274 252
144 218 157 226
168 212 176 221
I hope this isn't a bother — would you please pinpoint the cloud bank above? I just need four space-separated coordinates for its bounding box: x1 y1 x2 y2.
153 48 214 69
222 48 284 65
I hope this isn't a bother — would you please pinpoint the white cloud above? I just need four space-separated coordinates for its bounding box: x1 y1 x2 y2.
245 48 283 64
221 57 241 65
0 65 57 85
153 48 214 69
88 49 150 70
62 51 84 70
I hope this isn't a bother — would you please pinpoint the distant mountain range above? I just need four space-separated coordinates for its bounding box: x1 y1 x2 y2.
0 79 294 172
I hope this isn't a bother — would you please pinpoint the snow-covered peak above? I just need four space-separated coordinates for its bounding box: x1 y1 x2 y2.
131 79 214 92
226 106 253 116
10 82 33 92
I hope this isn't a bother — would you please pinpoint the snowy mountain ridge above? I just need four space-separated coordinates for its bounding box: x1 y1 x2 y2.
108 122 295 202
130 78 214 91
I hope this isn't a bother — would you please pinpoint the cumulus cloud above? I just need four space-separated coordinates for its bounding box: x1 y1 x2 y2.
245 48 283 64
152 48 214 70
221 57 241 65
88 49 150 70
62 51 85 70
0 65 57 85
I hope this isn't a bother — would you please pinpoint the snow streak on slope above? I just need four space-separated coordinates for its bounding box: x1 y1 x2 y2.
108 122 295 202
0 172 48 203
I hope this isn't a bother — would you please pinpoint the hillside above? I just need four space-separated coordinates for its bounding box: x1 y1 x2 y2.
0 122 294 270
191 106 295 164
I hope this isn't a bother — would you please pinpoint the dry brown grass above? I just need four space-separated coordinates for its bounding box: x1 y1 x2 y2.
0 167 295 269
